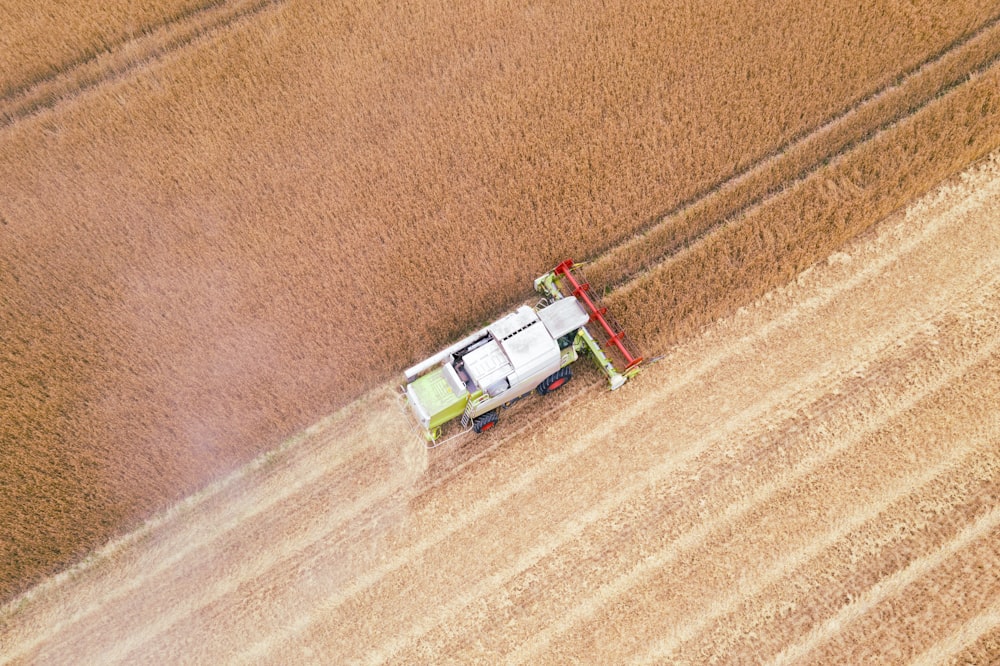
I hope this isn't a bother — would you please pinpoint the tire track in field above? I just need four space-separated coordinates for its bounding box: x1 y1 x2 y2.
245 283 957 662
423 290 1000 664
233 156 1000 663
290 197 993 660
911 604 1000 666
0 0 224 101
665 433 1000 665
586 12 1000 291
770 507 1000 666
0 387 421 664
633 356 1000 663
0 0 283 129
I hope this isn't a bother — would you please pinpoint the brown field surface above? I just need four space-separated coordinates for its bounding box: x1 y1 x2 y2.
2 150 999 663
0 0 215 98
3 0 1000 615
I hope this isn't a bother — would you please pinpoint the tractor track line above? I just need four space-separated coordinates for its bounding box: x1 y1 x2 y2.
251 262 1000 663
768 506 1000 666
386 166 1000 662
0 0 229 102
401 314 998 661
633 418 1000 663
92 476 415 666
235 167 1000 661
587 11 1000 292
631 147 1000 389
0 389 409 663
910 603 1000 666
601 63 1000 308
386 422 1000 664
508 324 1000 664
0 0 284 130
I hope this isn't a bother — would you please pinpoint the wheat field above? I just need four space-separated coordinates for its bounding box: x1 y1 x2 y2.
2 0 1000 608
2 151 998 663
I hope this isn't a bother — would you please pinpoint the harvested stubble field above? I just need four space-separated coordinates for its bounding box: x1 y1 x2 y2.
2 150 999 663
2 0 1000 658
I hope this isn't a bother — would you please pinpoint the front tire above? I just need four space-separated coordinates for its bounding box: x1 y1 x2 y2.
537 367 572 395
472 410 499 434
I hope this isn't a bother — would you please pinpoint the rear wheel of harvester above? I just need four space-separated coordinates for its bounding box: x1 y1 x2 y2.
472 410 499 434
537 367 572 395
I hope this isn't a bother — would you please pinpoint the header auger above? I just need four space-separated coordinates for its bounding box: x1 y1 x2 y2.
402 259 642 444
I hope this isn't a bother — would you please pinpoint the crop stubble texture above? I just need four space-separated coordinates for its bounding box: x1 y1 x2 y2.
2 0 1000 600
3 149 996 662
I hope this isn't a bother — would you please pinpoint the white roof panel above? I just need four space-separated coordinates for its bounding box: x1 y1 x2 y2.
463 339 512 391
537 297 590 339
488 306 539 341
499 321 559 377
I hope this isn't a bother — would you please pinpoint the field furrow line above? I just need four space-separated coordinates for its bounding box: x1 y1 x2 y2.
551 370 990 663
273 260 1000 663
236 154 1000 662
31 457 417 665
792 478 1000 663
910 603 1000 666
0 0 283 130
627 148 1000 402
769 507 1000 666
586 12 1000 291
0 388 418 663
0 0 225 102
636 431 1000 664
510 320 1000 664
665 432 1000 665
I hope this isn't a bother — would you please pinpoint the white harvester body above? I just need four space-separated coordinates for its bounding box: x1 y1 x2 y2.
403 259 641 442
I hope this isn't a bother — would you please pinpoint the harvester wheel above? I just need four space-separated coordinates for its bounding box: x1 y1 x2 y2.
473 410 499 434
537 367 572 395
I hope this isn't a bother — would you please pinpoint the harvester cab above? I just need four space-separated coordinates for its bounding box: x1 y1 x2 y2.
403 259 642 443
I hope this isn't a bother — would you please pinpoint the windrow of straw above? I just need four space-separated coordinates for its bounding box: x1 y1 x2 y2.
2 0 998 600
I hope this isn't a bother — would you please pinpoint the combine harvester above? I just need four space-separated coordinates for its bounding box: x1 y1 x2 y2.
403 259 642 444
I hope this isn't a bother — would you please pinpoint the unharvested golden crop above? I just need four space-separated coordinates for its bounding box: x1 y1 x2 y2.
607 61 1000 350
2 0 999 601
0 0 210 96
